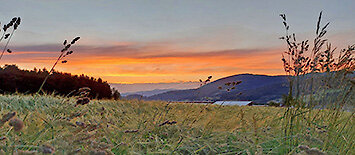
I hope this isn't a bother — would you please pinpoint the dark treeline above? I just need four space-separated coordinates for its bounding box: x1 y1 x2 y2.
0 64 119 99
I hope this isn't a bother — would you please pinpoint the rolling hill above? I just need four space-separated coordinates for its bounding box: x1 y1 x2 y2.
122 89 176 97
147 74 289 103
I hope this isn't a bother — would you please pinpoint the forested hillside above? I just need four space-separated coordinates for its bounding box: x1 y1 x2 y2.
0 65 114 99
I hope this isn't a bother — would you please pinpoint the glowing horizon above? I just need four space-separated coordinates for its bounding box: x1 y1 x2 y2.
1 0 354 83
1 45 285 83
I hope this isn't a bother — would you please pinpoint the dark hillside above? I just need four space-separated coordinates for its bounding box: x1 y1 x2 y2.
0 64 113 99
148 74 289 103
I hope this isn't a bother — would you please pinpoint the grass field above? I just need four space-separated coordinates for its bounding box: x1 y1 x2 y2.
0 94 353 154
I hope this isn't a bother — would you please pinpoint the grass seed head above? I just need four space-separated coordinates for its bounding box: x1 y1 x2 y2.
16 17 21 25
75 121 86 128
298 145 310 150
16 150 37 155
124 129 138 133
71 36 80 44
39 145 55 154
76 97 90 106
3 24 9 31
0 136 6 141
159 120 177 127
307 148 326 155
4 33 10 39
79 87 91 92
11 17 17 23
1 112 16 123
9 118 24 132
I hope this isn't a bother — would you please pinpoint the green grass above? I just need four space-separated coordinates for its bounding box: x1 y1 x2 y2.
0 94 353 154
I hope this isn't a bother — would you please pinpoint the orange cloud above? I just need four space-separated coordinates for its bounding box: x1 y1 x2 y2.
2 43 285 83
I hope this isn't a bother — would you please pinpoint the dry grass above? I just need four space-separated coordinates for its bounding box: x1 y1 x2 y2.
0 94 353 154
0 11 353 155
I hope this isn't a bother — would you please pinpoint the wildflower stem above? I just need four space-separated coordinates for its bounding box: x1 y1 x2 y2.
0 31 6 43
0 29 15 60
37 52 65 93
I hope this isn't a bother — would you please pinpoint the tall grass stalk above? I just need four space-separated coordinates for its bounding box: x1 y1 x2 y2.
279 12 354 153
0 17 21 60
37 37 80 93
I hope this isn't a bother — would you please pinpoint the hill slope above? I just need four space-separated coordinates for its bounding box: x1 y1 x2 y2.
148 74 289 103
122 89 176 97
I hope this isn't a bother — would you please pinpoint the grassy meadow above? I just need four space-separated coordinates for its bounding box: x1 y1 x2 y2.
0 10 353 155
0 94 353 154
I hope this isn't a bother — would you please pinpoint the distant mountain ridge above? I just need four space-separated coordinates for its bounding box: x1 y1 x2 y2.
110 82 199 94
122 89 176 97
146 74 289 103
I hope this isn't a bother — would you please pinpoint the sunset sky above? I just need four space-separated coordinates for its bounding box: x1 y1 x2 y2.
1 0 354 84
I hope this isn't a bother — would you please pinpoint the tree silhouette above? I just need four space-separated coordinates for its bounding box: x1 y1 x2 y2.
0 64 116 99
